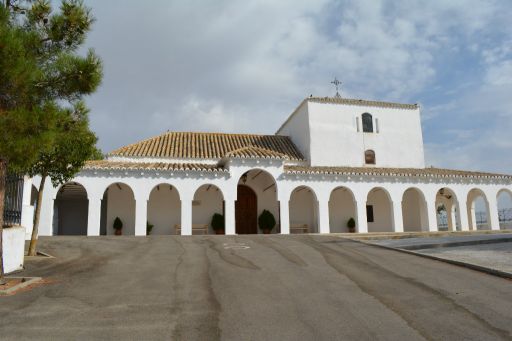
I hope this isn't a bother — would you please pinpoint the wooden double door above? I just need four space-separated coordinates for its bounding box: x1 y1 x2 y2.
235 185 258 234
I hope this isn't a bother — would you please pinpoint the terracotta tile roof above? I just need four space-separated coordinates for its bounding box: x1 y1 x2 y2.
224 146 290 159
307 96 418 110
84 160 227 172
284 165 512 180
108 132 304 161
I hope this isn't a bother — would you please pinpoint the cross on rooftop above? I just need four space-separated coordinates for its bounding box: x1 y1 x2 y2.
331 77 342 98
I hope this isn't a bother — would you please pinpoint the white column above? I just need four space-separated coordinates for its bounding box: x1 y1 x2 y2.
355 197 368 233
392 200 404 233
21 176 34 238
446 203 454 231
21 176 32 206
279 200 290 235
469 203 477 230
317 199 330 234
39 199 54 236
180 198 192 236
426 198 438 232
134 199 147 236
487 195 500 231
87 197 101 236
37 179 55 237
458 202 470 231
224 198 235 235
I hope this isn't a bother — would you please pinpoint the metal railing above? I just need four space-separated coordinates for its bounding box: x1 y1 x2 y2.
438 209 512 230
498 208 512 229
2 173 24 226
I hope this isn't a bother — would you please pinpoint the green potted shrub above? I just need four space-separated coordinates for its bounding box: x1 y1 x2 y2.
113 217 123 235
258 210 276 234
147 222 154 235
347 218 356 233
211 213 225 235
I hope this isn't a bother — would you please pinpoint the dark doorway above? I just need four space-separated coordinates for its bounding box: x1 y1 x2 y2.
53 182 88 235
100 191 108 236
236 185 257 234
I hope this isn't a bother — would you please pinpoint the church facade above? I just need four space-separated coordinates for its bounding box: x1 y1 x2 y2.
22 96 512 237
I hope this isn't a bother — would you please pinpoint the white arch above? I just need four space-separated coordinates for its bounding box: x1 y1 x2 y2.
467 188 491 230
289 185 319 233
193 184 224 234
53 181 89 200
235 168 278 200
366 187 393 232
497 189 512 230
101 182 136 235
147 183 181 235
402 187 429 232
328 186 356 233
435 187 460 231
53 182 89 235
235 169 280 234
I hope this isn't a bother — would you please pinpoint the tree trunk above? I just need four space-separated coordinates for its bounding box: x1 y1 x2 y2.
28 174 46 256
0 158 7 284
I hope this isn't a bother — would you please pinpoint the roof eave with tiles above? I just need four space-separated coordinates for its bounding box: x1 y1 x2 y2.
224 146 290 160
84 160 228 173
306 96 419 110
107 131 304 161
284 165 512 180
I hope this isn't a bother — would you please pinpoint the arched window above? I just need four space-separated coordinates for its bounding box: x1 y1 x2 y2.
362 113 373 133
365 150 376 165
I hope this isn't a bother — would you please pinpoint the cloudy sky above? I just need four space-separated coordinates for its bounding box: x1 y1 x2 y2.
77 0 512 175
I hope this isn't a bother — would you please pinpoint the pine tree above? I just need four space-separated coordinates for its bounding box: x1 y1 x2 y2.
0 0 102 280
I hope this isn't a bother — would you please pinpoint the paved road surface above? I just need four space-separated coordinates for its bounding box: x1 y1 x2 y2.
1 235 511 340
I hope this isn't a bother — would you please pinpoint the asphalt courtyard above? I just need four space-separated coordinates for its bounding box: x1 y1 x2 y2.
1 235 512 341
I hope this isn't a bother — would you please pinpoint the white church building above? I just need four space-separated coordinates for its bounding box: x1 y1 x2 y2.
20 96 512 237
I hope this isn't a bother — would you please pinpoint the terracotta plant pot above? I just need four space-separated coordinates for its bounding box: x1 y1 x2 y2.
348 227 356 233
114 229 122 236
262 229 271 234
215 229 225 235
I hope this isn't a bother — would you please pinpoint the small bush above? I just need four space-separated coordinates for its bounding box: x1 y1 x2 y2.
211 213 225 232
147 222 154 235
347 218 356 229
113 217 123 231
258 210 276 232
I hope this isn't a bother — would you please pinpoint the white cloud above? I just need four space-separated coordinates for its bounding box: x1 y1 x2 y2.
176 96 251 133
424 79 512 173
81 0 512 174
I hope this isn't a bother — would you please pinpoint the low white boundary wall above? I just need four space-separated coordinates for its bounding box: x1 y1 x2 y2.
2 226 25 274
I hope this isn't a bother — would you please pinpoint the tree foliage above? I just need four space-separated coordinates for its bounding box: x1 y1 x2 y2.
0 0 102 171
28 102 101 186
0 0 103 260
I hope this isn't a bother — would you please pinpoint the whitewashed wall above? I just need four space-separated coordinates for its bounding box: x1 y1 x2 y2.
276 101 311 162
30 158 512 236
2 226 25 274
278 100 425 168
